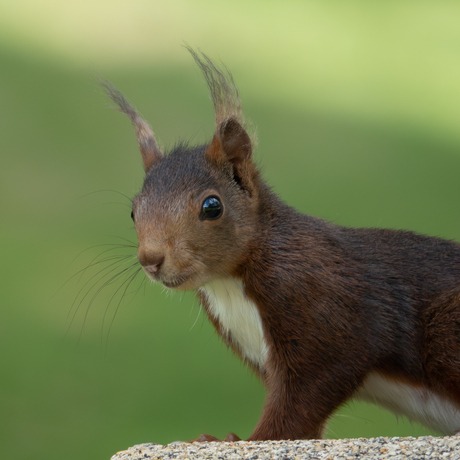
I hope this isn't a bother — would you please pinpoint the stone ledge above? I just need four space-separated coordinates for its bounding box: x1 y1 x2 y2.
111 436 460 459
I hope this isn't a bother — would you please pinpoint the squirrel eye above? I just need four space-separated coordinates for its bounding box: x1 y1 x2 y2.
201 196 223 220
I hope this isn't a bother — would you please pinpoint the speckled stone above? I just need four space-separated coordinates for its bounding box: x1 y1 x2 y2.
111 436 460 460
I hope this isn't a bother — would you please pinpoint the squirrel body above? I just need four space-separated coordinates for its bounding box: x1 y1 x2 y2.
103 49 460 440
204 273 460 435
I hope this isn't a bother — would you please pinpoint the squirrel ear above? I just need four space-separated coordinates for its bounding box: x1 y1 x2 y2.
102 80 163 171
208 118 252 166
220 118 252 164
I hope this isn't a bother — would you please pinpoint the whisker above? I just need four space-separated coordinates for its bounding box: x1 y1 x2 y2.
78 189 134 203
103 266 144 353
67 254 138 338
83 260 140 313
55 244 136 300
112 235 138 247
102 264 142 331
68 254 135 320
79 261 140 336
121 269 147 299
189 293 204 332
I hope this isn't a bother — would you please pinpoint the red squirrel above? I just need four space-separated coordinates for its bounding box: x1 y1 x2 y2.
103 48 460 441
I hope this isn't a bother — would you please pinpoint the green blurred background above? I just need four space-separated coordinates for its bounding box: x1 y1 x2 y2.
2 1 460 459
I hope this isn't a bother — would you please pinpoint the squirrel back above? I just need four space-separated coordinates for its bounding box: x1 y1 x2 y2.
103 48 460 440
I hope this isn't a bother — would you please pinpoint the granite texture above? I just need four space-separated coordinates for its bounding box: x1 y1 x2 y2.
111 436 460 459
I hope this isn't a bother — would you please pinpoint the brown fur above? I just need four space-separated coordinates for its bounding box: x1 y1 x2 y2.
103 49 460 441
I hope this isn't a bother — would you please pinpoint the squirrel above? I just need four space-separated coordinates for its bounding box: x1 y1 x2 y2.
102 48 460 441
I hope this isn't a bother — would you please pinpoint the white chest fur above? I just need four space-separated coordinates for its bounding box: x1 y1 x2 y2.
355 371 460 435
200 278 268 370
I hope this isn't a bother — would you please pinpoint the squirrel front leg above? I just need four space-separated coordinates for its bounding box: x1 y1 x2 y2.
247 358 368 441
192 366 359 443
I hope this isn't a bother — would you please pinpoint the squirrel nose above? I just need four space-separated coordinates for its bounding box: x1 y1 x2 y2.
144 259 164 274
137 248 165 274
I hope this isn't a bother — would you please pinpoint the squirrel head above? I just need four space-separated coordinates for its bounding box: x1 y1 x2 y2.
104 49 261 290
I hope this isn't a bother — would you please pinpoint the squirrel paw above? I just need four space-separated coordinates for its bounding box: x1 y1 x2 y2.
224 432 241 442
191 432 241 442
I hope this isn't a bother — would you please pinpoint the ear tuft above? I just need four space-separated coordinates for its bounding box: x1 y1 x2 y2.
101 79 163 171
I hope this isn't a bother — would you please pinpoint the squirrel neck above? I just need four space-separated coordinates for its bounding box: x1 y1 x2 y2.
200 278 269 371
237 183 337 287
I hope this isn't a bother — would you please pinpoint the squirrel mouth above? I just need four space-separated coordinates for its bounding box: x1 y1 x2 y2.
142 266 192 289
143 267 200 290
161 275 193 289
162 279 185 288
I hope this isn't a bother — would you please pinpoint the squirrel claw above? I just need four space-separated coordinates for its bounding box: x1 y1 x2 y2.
223 432 241 442
191 433 221 442
191 432 241 443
